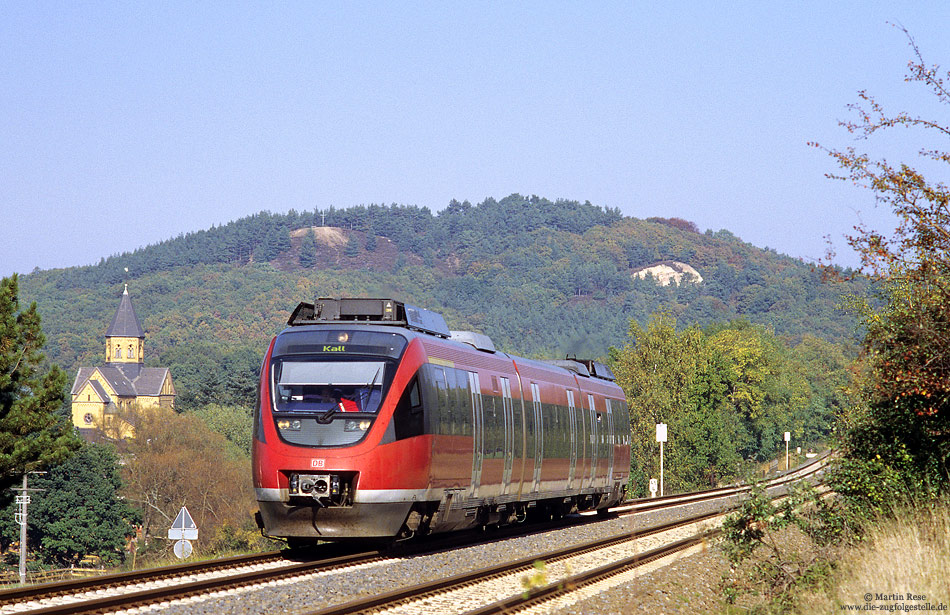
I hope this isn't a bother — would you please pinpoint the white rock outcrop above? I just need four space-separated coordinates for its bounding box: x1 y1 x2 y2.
632 261 703 286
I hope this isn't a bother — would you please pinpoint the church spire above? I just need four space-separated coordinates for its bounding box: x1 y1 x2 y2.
105 286 145 364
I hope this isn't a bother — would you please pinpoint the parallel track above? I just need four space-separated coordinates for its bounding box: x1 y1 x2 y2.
0 454 828 615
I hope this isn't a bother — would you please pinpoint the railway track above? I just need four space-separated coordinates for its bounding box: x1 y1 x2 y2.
0 547 392 615
301 511 725 615
300 458 828 615
0 454 828 615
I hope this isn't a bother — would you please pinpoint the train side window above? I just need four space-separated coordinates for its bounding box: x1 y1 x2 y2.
430 366 450 435
450 367 472 436
409 379 422 414
393 377 424 440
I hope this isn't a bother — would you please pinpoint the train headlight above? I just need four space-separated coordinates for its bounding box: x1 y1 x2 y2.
344 419 371 432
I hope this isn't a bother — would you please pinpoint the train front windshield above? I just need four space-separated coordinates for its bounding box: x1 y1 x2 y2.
274 360 388 414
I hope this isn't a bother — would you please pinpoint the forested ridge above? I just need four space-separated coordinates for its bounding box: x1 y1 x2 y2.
21 194 861 392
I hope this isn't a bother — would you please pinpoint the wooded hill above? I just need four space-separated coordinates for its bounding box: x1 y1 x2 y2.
19 194 863 410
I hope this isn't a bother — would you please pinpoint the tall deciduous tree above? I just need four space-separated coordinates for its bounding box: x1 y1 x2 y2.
614 314 741 494
120 408 254 548
815 26 950 498
0 275 80 503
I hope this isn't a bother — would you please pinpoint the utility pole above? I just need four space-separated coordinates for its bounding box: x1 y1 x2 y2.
13 472 45 586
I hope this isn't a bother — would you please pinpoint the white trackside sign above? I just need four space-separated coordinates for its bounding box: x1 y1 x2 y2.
168 506 198 541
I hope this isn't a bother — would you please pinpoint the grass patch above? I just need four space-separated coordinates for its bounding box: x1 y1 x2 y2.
797 503 950 613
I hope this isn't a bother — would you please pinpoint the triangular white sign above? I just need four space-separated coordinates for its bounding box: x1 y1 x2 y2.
171 506 197 529
168 506 198 540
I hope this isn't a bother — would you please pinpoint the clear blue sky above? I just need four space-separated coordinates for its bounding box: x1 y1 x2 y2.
3 2 949 278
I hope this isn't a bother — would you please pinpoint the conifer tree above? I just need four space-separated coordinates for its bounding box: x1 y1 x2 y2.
0 275 81 504
299 228 317 268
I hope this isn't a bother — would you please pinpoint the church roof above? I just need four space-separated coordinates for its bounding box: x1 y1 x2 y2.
106 286 145 338
71 368 97 395
87 379 112 403
71 365 171 398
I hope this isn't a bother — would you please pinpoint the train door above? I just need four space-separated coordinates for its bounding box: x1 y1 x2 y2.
605 398 615 485
500 377 515 495
586 393 598 489
469 371 484 499
566 389 577 489
512 373 529 497
530 382 543 493
577 393 589 486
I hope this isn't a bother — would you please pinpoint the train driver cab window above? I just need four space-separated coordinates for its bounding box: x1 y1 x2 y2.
273 360 387 414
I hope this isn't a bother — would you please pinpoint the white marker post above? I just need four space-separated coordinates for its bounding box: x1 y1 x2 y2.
656 423 668 497
784 431 791 471
168 506 198 559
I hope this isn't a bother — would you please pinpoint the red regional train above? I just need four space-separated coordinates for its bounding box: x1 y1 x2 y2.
253 298 631 543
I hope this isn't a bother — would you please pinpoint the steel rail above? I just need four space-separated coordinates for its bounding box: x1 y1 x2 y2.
1 549 387 615
615 449 829 514
0 515 613 615
0 550 286 606
464 532 716 615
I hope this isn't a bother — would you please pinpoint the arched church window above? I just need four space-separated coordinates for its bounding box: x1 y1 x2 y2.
115 346 122 359
128 344 134 358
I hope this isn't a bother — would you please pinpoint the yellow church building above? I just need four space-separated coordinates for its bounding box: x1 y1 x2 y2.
71 285 175 441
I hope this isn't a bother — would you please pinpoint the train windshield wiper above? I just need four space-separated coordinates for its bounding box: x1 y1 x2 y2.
317 383 337 424
365 366 382 390
316 407 336 424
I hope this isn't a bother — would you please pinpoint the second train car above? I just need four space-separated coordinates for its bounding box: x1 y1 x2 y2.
253 298 630 542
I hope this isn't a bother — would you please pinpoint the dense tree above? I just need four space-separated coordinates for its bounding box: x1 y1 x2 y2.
815 27 950 501
298 228 317 268
0 444 140 567
613 314 739 494
18 195 864 440
0 275 81 504
613 314 844 495
344 234 360 257
191 403 254 456
160 343 261 411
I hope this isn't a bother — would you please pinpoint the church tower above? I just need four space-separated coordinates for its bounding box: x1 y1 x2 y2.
105 284 145 365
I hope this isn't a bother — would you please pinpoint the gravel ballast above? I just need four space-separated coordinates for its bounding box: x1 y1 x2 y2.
122 496 746 615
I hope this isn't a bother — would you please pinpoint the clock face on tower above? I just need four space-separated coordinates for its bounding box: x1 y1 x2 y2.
84 413 94 425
